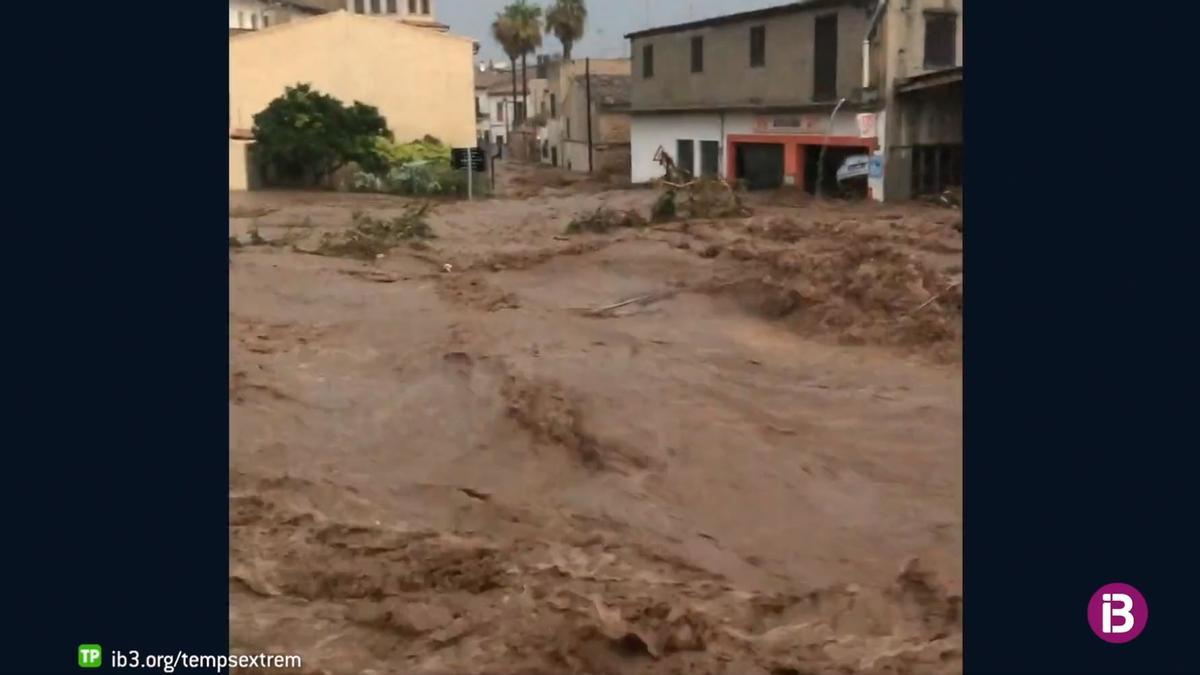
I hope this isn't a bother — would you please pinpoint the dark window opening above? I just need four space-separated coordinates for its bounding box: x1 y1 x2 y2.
251 13 259 28
803 145 868 197
496 101 504 121
691 36 704 73
514 101 526 123
387 0 397 12
913 144 963 196
924 12 957 68
677 140 695 177
421 0 430 15
643 44 654 78
750 26 766 67
735 143 784 190
700 141 720 178
408 0 417 13
355 0 365 13
370 0 380 13
550 93 557 117
552 147 559 166
813 14 838 101
263 14 270 27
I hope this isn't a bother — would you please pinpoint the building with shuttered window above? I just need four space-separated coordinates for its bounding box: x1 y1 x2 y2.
626 0 962 201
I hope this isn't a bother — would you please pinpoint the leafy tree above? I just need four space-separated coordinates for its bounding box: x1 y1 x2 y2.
503 1 543 123
252 83 391 185
546 0 587 61
491 14 521 135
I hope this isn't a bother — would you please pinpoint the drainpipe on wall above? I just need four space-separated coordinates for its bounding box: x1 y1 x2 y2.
863 0 889 200
862 41 871 89
720 112 727 180
585 58 594 174
863 0 887 89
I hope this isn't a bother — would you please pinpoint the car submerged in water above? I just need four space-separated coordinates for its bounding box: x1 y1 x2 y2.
827 153 871 198
836 154 872 182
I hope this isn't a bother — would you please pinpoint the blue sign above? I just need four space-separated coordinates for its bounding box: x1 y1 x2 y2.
868 155 884 179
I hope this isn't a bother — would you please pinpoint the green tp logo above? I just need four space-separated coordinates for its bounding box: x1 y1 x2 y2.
78 645 102 669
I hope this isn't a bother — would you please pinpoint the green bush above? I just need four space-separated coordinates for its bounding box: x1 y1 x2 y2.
252 83 391 185
349 135 489 198
370 136 452 167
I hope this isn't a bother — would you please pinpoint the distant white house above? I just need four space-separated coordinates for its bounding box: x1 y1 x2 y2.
228 1 326 33
229 0 445 34
475 63 546 155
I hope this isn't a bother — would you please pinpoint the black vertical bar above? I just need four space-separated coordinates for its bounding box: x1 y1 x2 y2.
586 58 594 174
934 146 942 193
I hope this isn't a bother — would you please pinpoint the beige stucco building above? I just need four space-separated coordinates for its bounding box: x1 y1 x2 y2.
625 0 961 200
229 10 475 189
542 58 631 173
868 0 963 200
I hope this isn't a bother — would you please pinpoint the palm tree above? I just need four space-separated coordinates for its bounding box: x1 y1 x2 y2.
491 13 521 136
503 1 543 124
545 0 587 61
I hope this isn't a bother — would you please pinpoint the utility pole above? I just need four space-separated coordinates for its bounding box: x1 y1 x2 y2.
586 58 594 174
466 146 474 201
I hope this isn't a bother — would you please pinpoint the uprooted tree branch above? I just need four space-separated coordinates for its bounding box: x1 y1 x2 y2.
650 147 752 222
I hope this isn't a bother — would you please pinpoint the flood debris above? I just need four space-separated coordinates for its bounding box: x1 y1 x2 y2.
565 207 647 234
313 203 435 259
650 190 678 223
680 177 752 219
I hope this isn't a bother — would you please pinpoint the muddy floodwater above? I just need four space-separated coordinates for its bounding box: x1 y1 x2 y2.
229 164 963 675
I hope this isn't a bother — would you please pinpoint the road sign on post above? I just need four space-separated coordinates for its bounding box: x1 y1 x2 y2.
452 147 486 201
451 147 486 172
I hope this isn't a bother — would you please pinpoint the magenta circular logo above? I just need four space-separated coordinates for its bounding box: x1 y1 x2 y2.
1087 583 1148 643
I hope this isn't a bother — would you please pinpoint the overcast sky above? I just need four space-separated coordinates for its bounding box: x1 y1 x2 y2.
441 0 786 61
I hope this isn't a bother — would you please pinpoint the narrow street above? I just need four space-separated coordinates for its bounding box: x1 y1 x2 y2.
229 162 963 674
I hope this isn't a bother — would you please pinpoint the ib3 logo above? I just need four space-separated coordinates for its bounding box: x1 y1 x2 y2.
1087 583 1148 643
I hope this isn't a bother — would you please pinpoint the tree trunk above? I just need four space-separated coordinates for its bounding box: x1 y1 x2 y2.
563 40 573 61
521 53 529 125
509 57 517 137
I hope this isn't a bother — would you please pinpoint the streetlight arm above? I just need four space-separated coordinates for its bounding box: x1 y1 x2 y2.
815 97 847 199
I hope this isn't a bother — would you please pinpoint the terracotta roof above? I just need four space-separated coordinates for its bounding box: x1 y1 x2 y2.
230 11 474 45
286 0 344 12
896 66 963 94
476 69 511 90
487 79 526 95
625 0 866 39
575 74 631 109
402 17 449 31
